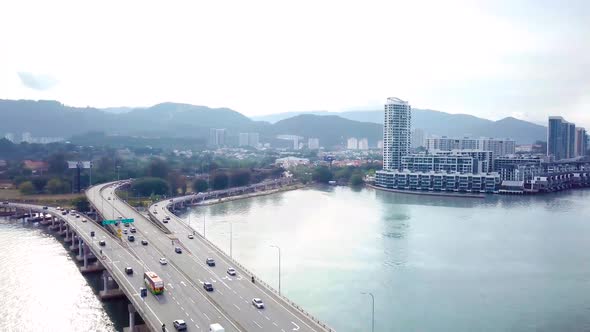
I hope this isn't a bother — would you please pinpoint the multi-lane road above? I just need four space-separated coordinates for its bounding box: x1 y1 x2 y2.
89 182 332 332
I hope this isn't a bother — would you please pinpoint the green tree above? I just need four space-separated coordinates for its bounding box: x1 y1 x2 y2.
72 196 90 211
19 181 35 195
167 171 187 195
131 177 170 196
312 166 333 184
46 178 70 194
211 172 229 190
31 177 49 192
350 173 364 186
146 158 170 179
47 153 67 174
229 169 251 187
193 178 209 193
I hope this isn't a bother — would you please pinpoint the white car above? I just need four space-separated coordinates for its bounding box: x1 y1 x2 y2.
252 298 265 309
159 258 168 265
188 234 194 239
227 267 236 276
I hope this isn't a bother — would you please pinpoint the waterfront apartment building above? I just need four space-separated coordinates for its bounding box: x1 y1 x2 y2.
411 128 425 149
401 150 493 174
494 156 544 181
375 170 501 193
425 137 516 157
383 97 411 170
548 116 578 160
575 127 588 157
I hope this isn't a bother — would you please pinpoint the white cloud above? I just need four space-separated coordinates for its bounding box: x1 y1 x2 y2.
0 0 588 128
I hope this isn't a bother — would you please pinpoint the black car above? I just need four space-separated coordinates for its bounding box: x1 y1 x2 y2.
42 206 48 210
125 267 133 275
163 219 169 223
203 282 214 292
141 240 148 246
61 211 68 215
2 201 9 205
206 258 215 267
127 235 135 242
99 240 106 246
175 247 182 254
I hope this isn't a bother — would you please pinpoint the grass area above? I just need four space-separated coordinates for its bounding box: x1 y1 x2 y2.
0 189 84 207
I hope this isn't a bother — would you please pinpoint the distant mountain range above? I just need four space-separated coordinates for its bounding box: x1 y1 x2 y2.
0 99 546 149
253 109 547 144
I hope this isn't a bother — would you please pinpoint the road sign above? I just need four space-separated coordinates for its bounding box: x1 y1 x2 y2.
102 219 117 225
121 218 134 224
117 229 122 238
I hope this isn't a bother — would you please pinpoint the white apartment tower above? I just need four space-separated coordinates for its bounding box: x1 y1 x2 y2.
383 97 411 170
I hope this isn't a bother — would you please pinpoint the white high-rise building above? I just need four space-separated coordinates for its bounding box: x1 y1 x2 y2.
239 133 249 147
411 128 425 149
358 138 369 150
383 97 411 170
377 140 384 149
22 132 33 143
347 137 358 150
308 138 320 150
4 133 15 142
248 133 260 147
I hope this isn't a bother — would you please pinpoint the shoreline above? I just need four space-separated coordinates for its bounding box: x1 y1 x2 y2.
367 183 487 198
192 183 306 207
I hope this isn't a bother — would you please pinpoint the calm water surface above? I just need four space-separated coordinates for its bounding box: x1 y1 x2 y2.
0 218 127 332
182 186 590 332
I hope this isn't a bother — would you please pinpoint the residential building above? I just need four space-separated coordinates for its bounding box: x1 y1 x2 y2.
347 137 358 150
383 97 411 170
401 154 479 174
494 156 544 181
548 116 577 160
21 132 33 143
411 128 425 149
276 135 302 150
375 170 500 193
275 156 310 168
248 133 260 147
209 128 226 147
377 140 384 149
425 137 515 156
308 138 320 150
575 127 587 157
358 138 369 150
238 133 249 147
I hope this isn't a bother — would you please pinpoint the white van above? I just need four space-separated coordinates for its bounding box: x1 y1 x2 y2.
209 323 225 332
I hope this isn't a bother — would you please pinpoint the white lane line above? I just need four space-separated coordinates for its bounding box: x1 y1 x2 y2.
253 320 263 329
203 313 210 321
273 322 278 327
181 306 185 311
217 289 224 295
180 281 187 287
168 283 174 289
185 312 189 317
264 315 270 321
190 298 195 304
233 304 241 311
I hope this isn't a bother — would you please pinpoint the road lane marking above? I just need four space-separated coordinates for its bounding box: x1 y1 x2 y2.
203 313 210 321
233 304 241 311
253 320 263 329
291 322 300 331
273 322 278 327
265 315 270 321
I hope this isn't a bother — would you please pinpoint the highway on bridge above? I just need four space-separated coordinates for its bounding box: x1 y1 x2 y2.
91 182 332 332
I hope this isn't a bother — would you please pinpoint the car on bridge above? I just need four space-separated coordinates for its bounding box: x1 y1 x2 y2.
188 234 194 239
2 201 8 205
227 267 236 276
125 267 133 275
127 235 135 242
206 258 215 267
130 227 136 233
175 247 182 254
99 240 106 246
203 282 214 292
42 206 48 210
141 239 148 246
159 258 168 265
173 320 187 331
252 298 265 309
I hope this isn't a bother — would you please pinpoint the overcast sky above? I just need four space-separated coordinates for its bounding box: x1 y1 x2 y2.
1 0 588 127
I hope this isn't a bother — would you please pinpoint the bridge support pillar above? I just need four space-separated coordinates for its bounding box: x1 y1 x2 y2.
128 304 136 332
83 243 88 268
78 237 83 257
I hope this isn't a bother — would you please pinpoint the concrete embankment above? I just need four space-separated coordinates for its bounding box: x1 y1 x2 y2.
367 183 486 198
195 183 306 206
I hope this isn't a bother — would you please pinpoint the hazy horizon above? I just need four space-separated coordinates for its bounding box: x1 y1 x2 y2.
1 0 588 128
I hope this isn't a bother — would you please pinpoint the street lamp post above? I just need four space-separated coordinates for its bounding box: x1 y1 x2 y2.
229 222 233 258
270 245 281 295
361 292 375 332
116 165 121 181
203 213 206 237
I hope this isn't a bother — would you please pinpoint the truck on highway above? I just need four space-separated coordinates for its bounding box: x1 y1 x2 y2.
209 323 225 332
